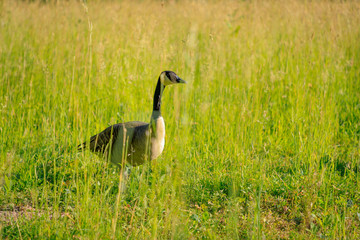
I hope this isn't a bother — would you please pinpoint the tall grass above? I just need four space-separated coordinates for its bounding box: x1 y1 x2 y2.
1 0 360 238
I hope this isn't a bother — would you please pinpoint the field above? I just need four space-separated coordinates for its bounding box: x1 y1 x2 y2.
1 0 360 238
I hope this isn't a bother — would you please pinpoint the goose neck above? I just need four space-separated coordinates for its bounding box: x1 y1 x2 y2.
152 77 165 113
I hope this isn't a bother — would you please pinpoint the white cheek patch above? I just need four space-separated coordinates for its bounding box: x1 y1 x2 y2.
160 73 174 86
160 74 165 84
164 78 173 86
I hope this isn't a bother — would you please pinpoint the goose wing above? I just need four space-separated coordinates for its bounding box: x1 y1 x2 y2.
78 121 148 154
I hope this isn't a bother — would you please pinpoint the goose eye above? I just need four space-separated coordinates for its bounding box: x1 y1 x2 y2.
165 72 171 81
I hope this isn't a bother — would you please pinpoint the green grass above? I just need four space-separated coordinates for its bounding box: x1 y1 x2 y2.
1 0 360 238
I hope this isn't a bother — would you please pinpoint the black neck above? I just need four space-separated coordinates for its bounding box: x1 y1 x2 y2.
153 77 165 113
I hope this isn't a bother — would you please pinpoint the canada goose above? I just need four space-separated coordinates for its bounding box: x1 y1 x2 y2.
78 71 186 168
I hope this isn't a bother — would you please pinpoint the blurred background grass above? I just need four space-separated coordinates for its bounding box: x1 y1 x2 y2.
0 0 360 238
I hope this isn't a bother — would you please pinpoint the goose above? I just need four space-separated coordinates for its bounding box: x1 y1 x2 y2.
78 71 186 168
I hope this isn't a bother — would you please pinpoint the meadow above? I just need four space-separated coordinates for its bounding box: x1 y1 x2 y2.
0 0 360 238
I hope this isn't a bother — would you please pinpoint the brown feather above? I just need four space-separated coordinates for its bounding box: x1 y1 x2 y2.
78 121 148 154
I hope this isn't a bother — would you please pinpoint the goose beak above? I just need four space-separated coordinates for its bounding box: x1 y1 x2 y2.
177 78 186 84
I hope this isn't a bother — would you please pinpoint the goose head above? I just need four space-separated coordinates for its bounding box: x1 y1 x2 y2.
160 71 186 86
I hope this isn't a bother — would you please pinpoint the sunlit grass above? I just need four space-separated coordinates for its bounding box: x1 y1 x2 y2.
1 0 360 238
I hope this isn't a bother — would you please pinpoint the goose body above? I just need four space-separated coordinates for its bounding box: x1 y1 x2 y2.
78 71 185 167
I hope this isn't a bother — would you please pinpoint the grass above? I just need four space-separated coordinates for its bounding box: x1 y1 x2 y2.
1 0 360 238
